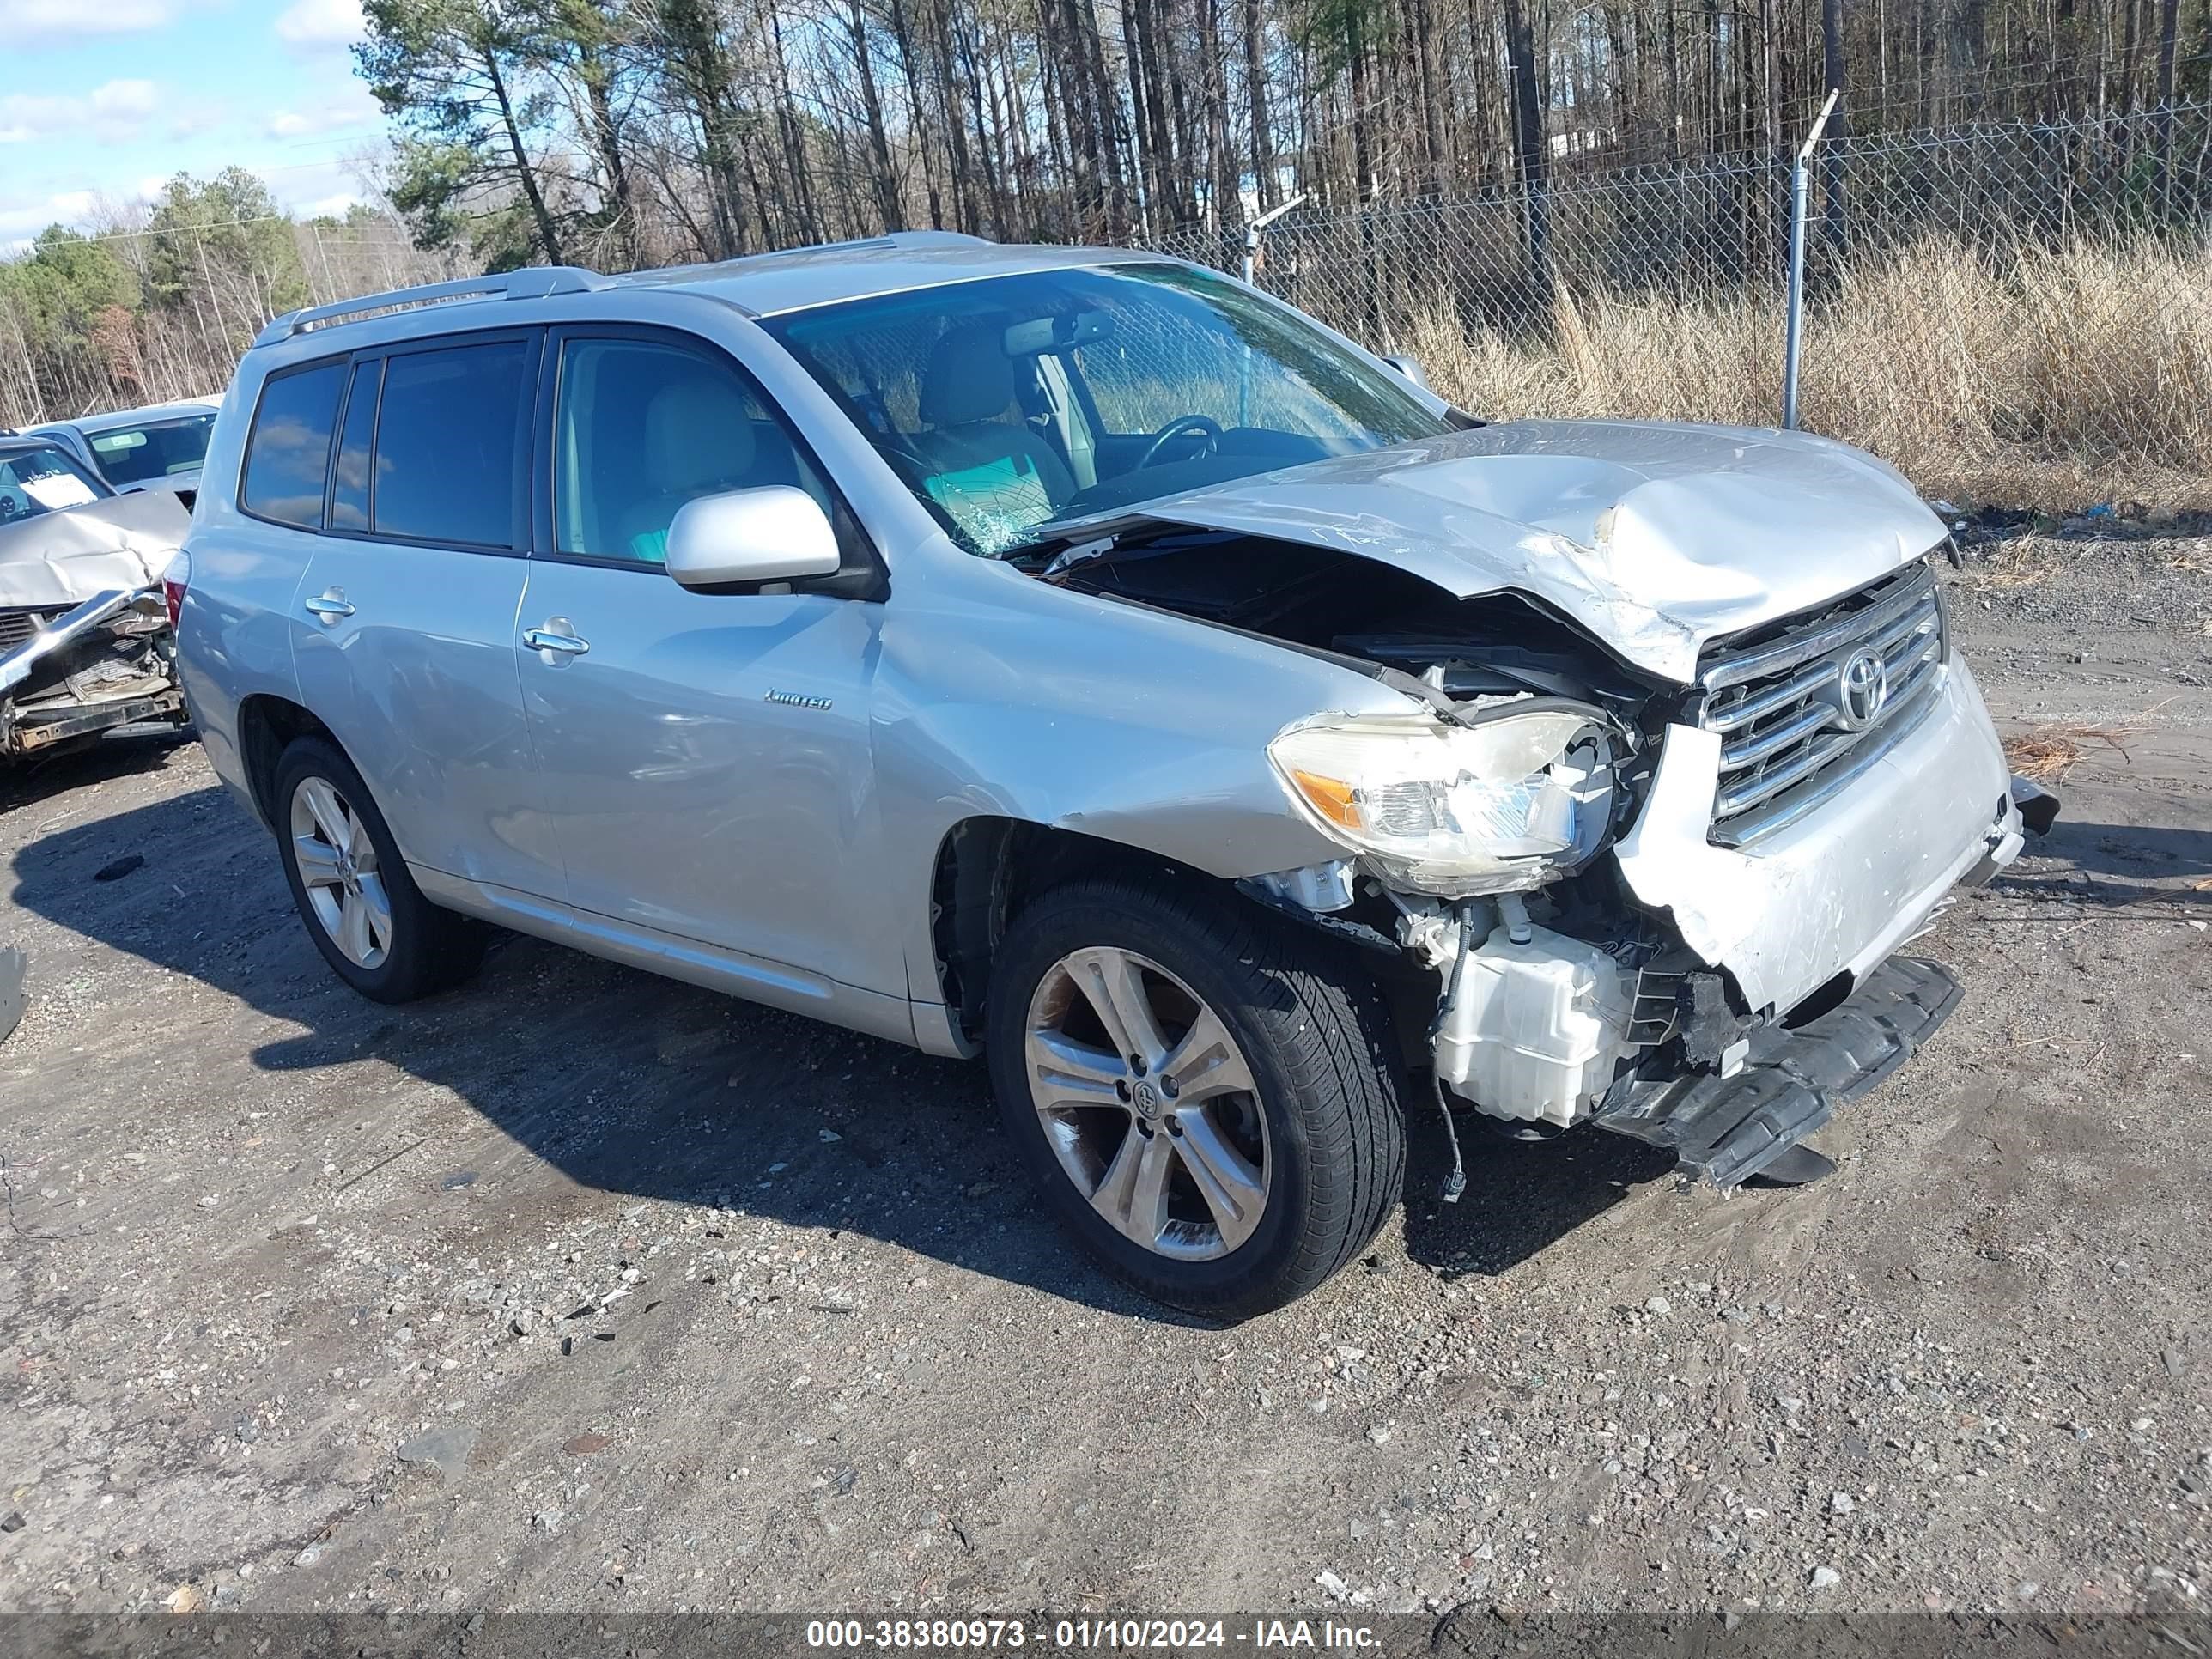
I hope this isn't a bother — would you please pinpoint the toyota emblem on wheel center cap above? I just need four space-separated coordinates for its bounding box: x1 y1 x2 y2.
1833 650 1889 730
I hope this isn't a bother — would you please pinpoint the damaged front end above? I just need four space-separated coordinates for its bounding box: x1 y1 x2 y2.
0 493 191 758
0 586 185 756
1054 523 2047 1191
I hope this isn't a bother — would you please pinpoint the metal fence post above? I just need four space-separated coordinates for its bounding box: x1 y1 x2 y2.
1240 194 1306 424
1783 90 1840 430
1242 192 1306 286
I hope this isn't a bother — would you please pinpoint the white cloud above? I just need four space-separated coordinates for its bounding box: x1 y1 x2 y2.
94 81 160 119
0 189 95 248
0 81 161 146
0 0 184 46
266 84 381 140
274 0 365 52
167 102 229 139
264 159 376 220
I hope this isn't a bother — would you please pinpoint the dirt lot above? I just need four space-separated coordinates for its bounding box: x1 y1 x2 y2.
1 532 2208 1620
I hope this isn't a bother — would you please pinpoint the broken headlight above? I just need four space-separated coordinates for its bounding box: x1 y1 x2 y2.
1267 705 1615 896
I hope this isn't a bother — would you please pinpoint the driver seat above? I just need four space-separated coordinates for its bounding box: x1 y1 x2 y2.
908 326 1075 532
610 371 763 562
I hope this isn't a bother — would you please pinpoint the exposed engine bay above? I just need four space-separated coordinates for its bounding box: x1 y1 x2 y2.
1043 523 2047 1189
1048 527 1660 710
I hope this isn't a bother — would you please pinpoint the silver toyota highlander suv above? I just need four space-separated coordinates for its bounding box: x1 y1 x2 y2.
174 232 2052 1318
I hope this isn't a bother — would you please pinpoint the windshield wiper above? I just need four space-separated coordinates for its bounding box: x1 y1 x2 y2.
1037 533 1120 579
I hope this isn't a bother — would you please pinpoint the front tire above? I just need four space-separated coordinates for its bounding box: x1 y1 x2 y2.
273 737 486 1003
987 878 1407 1320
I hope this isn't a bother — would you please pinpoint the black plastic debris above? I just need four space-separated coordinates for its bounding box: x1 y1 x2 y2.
93 854 145 883
2010 775 2063 836
1596 956 1962 1188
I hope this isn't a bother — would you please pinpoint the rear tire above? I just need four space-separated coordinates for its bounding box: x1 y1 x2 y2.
273 736 486 1003
986 878 1406 1320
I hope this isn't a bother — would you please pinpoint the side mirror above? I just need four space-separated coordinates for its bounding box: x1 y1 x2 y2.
1382 354 1431 390
665 486 842 592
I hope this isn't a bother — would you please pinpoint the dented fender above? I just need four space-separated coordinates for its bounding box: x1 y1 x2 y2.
869 554 1425 1030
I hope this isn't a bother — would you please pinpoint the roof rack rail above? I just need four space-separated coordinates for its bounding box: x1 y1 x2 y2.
878 230 995 248
252 265 611 349
617 228 997 289
744 229 995 262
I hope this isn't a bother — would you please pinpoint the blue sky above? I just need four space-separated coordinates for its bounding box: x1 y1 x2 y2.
0 0 383 248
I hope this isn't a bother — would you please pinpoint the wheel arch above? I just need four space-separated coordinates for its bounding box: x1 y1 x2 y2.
927 816 1275 1049
234 693 339 830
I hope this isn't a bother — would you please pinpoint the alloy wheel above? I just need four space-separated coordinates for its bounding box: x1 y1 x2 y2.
1024 945 1270 1261
289 775 392 970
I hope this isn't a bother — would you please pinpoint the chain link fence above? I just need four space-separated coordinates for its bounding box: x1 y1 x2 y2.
1152 100 2212 509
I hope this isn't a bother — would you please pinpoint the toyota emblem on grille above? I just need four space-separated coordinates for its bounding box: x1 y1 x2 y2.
1834 650 1889 730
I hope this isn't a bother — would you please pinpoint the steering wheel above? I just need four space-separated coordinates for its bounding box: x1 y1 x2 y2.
1134 414 1223 470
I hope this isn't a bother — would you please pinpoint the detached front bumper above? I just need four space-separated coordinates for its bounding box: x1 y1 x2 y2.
1591 952 1963 1185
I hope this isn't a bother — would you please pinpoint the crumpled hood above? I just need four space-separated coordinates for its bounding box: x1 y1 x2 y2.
0 492 189 610
1116 419 1948 685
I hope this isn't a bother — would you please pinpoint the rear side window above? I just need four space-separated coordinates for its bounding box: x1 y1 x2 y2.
370 340 530 547
242 362 345 528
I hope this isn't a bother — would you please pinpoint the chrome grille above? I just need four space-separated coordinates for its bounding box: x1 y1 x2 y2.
0 608 63 653
1695 561 1947 846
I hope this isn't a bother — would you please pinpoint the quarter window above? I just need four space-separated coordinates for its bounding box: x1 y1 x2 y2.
370 340 531 548
552 337 833 568
241 362 345 529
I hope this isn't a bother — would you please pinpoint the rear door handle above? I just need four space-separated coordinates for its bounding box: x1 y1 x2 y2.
303 590 354 623
525 624 590 659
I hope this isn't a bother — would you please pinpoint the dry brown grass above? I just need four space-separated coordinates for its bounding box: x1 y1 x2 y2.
2003 722 2136 781
1407 234 2212 513
1955 541 2060 592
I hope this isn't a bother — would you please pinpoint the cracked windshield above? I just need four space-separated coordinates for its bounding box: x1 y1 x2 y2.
763 262 1448 557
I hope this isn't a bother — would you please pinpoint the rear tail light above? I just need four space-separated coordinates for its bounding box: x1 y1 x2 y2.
162 549 191 630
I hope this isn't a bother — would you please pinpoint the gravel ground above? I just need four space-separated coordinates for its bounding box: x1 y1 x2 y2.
0 534 2207 1620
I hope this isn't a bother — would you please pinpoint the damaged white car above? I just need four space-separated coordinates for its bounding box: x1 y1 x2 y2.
0 434 191 758
174 240 2054 1318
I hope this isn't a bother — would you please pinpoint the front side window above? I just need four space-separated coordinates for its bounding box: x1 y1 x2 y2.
86 413 217 488
242 362 346 529
0 444 108 524
370 339 531 547
553 335 834 568
763 262 1447 557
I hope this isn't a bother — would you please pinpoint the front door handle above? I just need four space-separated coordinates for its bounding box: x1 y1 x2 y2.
303 589 355 623
525 623 590 659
